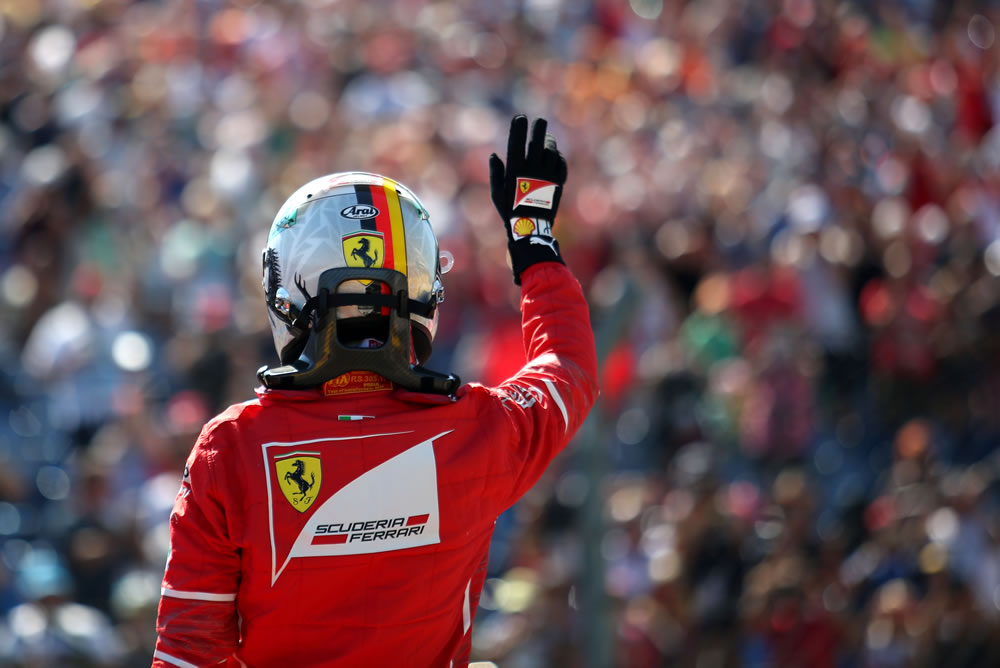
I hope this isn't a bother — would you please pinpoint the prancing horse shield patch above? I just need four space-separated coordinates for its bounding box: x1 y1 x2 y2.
343 231 384 285
275 453 322 512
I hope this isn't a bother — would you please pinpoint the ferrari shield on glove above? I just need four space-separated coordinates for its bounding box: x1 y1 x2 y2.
489 115 567 284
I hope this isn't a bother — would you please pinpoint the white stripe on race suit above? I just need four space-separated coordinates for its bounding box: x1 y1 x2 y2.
152 650 199 668
542 379 569 433
160 587 237 602
463 579 472 633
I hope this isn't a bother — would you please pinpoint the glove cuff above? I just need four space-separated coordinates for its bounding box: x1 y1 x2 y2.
508 236 565 285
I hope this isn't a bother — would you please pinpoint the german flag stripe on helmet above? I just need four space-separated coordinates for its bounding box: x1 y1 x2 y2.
368 184 396 271
381 178 408 276
351 179 407 277
352 184 378 233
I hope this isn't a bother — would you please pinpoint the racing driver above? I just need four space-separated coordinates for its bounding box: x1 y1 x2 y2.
152 115 598 667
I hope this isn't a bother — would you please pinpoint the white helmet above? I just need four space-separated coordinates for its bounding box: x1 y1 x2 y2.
259 172 458 394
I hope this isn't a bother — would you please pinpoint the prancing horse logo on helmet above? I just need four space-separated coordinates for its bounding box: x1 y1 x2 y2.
343 231 385 285
351 238 378 267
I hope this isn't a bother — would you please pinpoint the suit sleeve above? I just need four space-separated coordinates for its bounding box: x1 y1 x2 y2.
486 261 598 510
153 425 241 668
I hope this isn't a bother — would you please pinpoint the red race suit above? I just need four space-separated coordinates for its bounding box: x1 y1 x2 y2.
153 262 598 668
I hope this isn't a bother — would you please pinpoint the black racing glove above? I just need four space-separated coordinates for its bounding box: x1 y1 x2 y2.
489 115 568 285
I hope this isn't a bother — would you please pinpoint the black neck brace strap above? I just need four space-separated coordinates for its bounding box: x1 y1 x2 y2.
259 267 460 396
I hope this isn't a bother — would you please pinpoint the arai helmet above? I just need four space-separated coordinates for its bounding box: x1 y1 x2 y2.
259 172 458 394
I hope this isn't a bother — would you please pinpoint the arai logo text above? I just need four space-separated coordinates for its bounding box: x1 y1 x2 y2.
341 205 380 219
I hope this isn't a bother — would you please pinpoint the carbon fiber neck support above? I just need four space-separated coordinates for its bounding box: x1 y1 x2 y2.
260 267 460 396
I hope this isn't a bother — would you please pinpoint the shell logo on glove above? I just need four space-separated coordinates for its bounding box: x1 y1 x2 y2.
510 216 552 240
514 218 536 236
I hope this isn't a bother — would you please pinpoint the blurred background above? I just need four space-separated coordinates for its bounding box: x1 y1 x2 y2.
1 0 1000 666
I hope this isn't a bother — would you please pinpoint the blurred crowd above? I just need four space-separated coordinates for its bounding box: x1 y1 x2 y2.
1 0 1000 666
